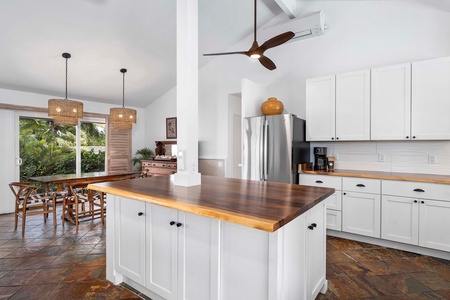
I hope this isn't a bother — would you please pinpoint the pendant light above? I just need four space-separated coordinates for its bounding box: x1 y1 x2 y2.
110 68 137 130
48 53 83 126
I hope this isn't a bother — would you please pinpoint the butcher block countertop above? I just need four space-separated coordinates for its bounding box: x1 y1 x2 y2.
302 169 450 184
88 175 334 232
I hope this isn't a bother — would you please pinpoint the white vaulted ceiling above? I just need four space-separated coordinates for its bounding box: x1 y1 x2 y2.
0 0 281 108
0 0 448 109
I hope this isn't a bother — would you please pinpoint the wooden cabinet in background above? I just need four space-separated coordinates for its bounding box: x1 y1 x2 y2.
142 160 177 177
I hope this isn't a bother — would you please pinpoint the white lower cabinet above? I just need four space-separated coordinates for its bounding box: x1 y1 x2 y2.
115 196 146 285
114 197 217 300
110 196 327 300
342 191 381 238
381 195 419 245
382 180 450 252
342 178 381 238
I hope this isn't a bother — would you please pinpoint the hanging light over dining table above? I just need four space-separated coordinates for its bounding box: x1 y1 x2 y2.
48 53 83 126
110 68 137 130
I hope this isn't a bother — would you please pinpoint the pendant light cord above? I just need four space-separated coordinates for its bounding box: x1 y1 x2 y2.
65 56 68 100
122 71 125 108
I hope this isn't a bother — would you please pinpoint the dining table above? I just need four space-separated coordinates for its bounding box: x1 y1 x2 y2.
29 170 140 224
29 170 140 194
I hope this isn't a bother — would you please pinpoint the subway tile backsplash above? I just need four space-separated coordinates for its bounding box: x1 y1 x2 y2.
311 141 450 175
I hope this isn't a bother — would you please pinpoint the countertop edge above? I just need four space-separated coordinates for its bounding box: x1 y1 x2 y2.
88 182 335 233
301 170 450 184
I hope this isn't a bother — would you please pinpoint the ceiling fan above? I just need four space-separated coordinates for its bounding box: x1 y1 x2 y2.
203 0 294 71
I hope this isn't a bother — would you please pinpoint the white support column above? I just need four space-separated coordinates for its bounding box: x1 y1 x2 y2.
174 0 201 187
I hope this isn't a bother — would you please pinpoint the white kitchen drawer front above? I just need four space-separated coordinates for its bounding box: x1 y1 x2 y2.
324 192 342 211
382 180 450 202
299 174 342 190
326 210 342 231
343 177 381 194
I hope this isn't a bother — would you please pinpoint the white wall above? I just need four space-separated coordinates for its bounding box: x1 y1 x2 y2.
144 86 177 151
145 1 450 173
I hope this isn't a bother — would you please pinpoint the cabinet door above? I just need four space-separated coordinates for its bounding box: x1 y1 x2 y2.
371 64 411 140
336 69 371 141
177 211 218 300
342 192 381 238
306 75 336 141
115 197 146 285
412 57 450 140
146 204 178 300
326 209 342 231
381 195 419 245
419 199 450 252
307 203 326 299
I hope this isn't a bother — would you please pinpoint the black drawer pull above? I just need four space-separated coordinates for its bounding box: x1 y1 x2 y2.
176 222 182 227
421 201 425 204
413 188 425 193
315 180 323 184
138 212 144 216
311 223 317 228
414 200 418 203
356 184 365 187
308 225 314 230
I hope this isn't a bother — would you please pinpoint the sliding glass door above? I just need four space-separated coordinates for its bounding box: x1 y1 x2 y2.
18 115 105 182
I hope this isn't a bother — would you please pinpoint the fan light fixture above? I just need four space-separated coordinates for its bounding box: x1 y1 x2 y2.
110 68 137 130
48 53 83 126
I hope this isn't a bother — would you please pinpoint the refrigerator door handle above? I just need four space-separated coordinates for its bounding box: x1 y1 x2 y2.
263 120 269 181
259 120 265 181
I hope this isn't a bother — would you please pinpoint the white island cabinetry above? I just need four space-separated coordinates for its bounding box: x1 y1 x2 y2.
108 196 327 300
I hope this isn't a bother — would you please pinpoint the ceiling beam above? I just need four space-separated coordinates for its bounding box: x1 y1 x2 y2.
274 0 297 19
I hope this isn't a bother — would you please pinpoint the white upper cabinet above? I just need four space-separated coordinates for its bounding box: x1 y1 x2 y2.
306 71 370 141
336 69 371 141
371 63 412 140
412 56 450 140
306 75 336 141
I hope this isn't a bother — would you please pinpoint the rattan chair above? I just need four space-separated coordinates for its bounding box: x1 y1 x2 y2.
9 182 57 235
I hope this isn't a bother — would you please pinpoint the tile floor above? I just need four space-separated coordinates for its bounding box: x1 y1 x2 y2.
1 211 450 299
0 210 145 299
318 236 450 299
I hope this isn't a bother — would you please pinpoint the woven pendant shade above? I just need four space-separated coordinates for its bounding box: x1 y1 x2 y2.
110 68 137 131
48 99 83 126
48 53 83 126
110 107 136 130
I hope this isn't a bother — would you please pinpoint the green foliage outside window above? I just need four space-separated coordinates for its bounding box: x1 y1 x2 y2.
19 118 106 182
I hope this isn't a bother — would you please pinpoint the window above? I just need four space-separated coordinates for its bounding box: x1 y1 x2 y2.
19 117 105 182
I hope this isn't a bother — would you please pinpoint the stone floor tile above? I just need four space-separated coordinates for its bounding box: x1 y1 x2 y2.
0 286 22 299
409 272 450 291
328 275 373 300
359 259 404 276
381 274 434 295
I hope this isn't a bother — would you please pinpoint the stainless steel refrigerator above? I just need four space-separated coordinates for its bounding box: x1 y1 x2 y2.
243 114 310 184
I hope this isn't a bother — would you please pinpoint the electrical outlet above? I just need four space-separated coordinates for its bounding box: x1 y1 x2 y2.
378 154 385 162
428 154 436 164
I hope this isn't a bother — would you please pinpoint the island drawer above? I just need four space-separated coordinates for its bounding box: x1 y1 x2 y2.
299 174 342 190
382 180 450 201
343 178 381 194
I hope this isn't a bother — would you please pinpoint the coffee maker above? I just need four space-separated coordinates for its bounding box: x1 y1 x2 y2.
314 147 328 170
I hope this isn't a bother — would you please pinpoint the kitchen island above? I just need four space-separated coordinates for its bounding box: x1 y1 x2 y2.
89 175 334 300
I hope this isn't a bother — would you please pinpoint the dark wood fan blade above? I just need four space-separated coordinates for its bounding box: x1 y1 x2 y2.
260 31 295 51
259 56 276 70
203 51 248 56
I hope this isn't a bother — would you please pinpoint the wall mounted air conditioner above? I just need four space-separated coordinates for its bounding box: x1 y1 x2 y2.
262 11 328 43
